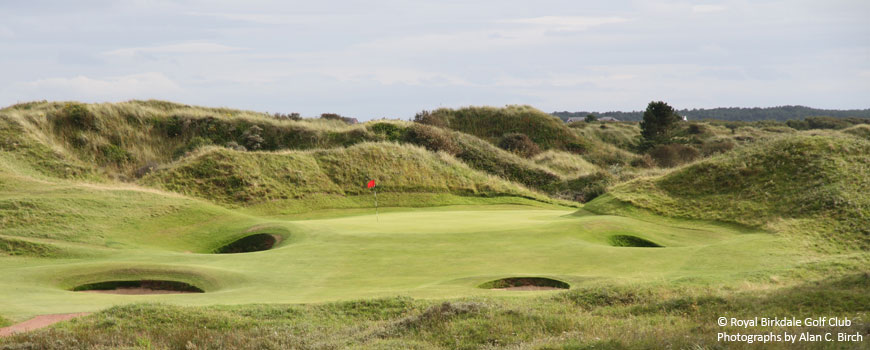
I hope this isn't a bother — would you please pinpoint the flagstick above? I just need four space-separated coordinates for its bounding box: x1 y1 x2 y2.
374 188 379 222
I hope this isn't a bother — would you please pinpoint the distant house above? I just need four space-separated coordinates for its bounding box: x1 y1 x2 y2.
565 117 585 123
598 117 620 122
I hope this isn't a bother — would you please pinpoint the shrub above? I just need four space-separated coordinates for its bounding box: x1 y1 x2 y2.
413 110 448 128
497 133 542 157
805 116 854 130
546 171 614 202
687 123 706 135
786 119 809 130
403 124 460 155
369 123 404 142
243 125 265 150
630 154 656 168
225 141 247 151
320 113 358 124
134 162 160 177
700 139 736 156
272 112 301 121
173 136 214 158
58 102 99 131
647 144 699 168
99 144 131 164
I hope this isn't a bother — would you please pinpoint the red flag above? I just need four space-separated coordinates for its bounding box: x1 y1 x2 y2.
367 180 376 189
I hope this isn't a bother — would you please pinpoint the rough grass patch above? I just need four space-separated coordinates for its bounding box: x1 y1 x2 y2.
0 236 63 257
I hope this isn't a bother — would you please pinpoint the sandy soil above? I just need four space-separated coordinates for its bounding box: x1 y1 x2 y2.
78 287 200 295
0 313 91 337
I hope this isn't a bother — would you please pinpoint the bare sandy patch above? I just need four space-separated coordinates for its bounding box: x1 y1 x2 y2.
0 313 91 337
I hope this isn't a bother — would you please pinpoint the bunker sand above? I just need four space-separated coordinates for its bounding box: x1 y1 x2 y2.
0 313 91 337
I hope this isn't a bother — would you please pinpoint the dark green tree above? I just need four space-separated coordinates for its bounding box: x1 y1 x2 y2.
584 114 597 122
639 101 681 149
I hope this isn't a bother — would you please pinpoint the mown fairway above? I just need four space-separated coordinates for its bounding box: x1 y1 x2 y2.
0 204 803 321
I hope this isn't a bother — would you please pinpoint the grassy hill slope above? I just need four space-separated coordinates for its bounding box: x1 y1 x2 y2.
141 142 555 207
586 133 870 250
416 105 590 152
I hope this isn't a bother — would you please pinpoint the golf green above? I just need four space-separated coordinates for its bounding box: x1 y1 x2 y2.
0 205 801 321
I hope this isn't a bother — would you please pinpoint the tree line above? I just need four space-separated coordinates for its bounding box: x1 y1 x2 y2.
553 105 870 122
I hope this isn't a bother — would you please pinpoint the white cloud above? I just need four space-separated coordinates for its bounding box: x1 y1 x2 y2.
504 16 630 31
492 73 636 88
692 5 727 13
0 26 13 39
186 11 350 25
18 72 182 100
324 67 473 86
103 42 244 58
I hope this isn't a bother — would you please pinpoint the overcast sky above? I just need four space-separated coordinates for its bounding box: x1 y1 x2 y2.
1 0 868 119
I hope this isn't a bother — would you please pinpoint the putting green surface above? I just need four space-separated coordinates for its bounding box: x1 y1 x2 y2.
0 204 803 321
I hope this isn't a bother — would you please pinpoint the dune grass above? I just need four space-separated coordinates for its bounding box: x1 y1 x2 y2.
418 105 589 152
140 142 564 207
531 150 599 179
588 133 870 251
1 101 868 349
3 271 868 349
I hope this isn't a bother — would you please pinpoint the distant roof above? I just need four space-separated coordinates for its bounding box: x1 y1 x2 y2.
565 117 585 122
598 117 620 121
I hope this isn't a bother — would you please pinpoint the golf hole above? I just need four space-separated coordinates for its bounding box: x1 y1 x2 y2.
480 277 570 291
72 280 205 295
214 233 281 254
608 235 662 248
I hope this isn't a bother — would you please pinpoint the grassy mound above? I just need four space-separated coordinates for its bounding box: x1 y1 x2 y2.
5 273 868 349
142 142 552 206
416 105 589 152
532 150 599 178
1 100 378 179
2 101 580 202
842 124 870 140
0 236 63 257
588 134 870 250
569 121 640 151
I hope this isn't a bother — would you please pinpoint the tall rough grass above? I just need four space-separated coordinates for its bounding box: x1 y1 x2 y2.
141 142 555 206
589 133 870 251
3 272 868 349
416 105 590 153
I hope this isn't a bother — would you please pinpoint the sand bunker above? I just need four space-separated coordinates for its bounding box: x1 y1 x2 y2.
480 277 570 291
72 280 204 295
607 234 662 247
0 313 91 337
214 233 280 254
